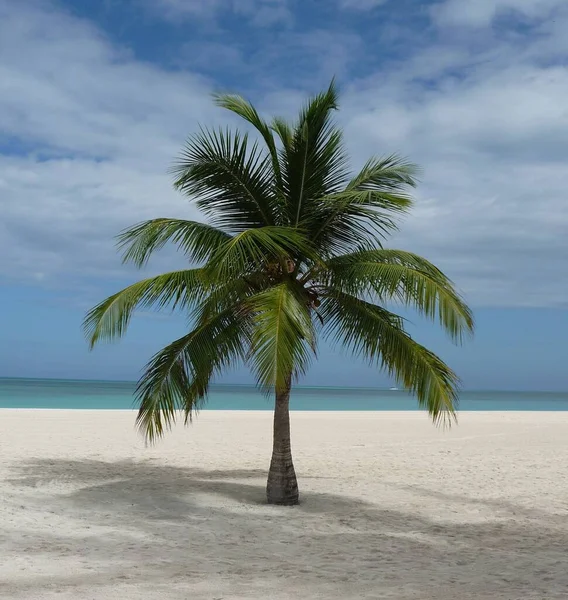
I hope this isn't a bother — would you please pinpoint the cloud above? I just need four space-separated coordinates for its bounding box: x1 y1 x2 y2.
1 0 568 309
254 29 364 86
144 0 292 26
431 0 564 28
178 29 361 87
339 6 568 307
0 0 219 284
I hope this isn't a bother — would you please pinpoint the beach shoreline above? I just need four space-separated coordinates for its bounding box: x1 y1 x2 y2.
3 409 568 599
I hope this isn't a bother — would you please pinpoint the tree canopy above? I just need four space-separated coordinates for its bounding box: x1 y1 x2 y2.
84 81 474 443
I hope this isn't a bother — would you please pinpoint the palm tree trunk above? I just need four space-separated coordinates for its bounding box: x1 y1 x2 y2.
266 376 299 505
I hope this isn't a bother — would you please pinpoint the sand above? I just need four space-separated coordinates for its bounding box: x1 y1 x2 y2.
1 409 568 600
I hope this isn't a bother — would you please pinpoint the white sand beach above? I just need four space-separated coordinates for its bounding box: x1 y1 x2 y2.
2 410 568 600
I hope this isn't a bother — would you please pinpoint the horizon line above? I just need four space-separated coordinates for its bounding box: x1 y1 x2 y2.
0 376 566 395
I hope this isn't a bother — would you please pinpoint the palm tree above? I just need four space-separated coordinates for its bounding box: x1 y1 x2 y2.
84 82 473 506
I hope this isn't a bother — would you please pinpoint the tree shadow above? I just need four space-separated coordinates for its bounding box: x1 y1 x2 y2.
5 458 568 599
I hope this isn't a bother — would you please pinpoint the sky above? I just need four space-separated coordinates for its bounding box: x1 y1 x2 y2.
0 0 567 391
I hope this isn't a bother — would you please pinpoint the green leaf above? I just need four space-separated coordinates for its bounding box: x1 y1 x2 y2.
327 249 474 343
83 269 207 348
246 283 316 392
207 226 321 280
271 117 293 151
86 80 474 439
117 218 232 267
307 196 403 255
213 92 283 191
136 307 250 442
278 80 350 227
307 155 418 254
346 155 420 193
172 127 277 231
322 292 460 423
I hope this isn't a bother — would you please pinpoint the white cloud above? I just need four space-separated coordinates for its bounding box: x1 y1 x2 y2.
255 29 363 85
431 0 563 28
1 0 568 308
340 12 568 307
0 0 218 284
0 156 186 280
145 0 292 25
179 29 361 86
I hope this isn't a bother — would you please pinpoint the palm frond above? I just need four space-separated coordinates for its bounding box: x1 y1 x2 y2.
307 156 418 254
346 154 420 193
117 218 232 267
85 80 474 442
207 226 320 280
83 269 207 348
246 283 316 392
136 307 249 441
192 271 269 323
271 117 293 151
172 127 276 230
308 195 404 255
321 292 460 423
327 249 474 342
213 92 283 191
279 80 350 226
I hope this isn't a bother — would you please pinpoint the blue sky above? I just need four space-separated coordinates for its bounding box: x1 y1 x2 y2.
0 0 567 391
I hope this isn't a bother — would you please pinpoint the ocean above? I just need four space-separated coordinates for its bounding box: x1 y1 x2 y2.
1 378 567 411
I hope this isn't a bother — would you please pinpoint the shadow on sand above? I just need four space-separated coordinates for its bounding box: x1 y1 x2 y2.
5 458 568 599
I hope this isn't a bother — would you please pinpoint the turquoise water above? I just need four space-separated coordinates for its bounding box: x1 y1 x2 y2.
1 378 568 410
